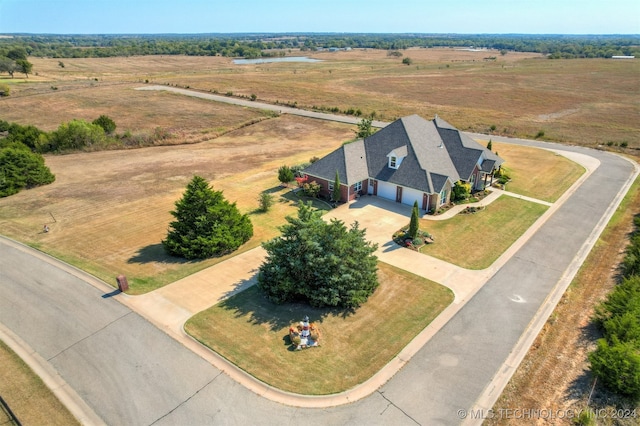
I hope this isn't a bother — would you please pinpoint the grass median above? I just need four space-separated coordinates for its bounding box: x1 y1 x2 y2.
420 196 550 269
185 262 454 395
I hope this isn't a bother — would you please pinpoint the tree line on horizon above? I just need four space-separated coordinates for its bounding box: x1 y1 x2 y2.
0 34 638 59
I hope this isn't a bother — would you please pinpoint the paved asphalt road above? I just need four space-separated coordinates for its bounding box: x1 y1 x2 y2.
0 130 637 424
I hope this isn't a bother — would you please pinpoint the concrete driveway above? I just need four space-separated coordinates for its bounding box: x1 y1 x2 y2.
1 137 637 425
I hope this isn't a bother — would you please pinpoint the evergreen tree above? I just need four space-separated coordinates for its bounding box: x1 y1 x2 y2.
408 201 420 239
0 143 55 197
277 165 294 186
258 202 378 308
354 117 375 138
92 115 117 134
332 170 341 203
487 139 493 151
163 176 253 259
588 339 640 398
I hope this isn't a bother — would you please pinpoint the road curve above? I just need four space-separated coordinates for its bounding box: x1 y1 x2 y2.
0 121 637 423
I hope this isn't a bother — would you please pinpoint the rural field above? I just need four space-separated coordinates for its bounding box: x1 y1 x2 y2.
0 48 638 420
3 48 638 149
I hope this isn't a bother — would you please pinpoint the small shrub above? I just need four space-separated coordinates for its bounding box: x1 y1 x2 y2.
620 141 628 148
0 84 10 97
290 163 310 176
402 57 412 65
225 91 233 97
490 125 496 132
92 115 117 134
452 181 471 202
277 165 294 186
250 94 257 101
413 238 423 246
302 181 321 198
573 409 595 426
535 130 545 139
258 192 275 212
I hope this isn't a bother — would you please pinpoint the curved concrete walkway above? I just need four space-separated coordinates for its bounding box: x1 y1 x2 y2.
122 145 602 408
1 140 636 425
1 83 636 424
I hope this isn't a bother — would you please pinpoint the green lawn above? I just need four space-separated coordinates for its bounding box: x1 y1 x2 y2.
420 196 549 269
185 262 454 395
492 142 585 202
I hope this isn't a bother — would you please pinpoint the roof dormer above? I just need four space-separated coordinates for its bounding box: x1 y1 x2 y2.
387 145 407 169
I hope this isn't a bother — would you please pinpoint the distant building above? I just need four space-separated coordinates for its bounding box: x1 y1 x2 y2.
612 56 635 59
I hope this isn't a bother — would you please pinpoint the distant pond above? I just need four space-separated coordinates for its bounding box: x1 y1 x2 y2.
233 56 323 64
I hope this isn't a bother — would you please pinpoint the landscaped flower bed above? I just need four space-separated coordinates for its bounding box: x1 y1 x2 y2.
460 205 486 214
393 228 435 250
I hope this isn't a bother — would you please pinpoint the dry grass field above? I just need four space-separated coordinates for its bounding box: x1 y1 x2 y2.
0 340 79 425
2 48 638 149
0 48 638 417
0 115 353 293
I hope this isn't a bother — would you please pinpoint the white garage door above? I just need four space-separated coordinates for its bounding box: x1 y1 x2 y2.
376 181 396 202
402 187 423 208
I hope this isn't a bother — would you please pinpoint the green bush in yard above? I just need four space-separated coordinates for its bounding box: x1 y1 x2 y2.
163 176 253 259
258 202 378 308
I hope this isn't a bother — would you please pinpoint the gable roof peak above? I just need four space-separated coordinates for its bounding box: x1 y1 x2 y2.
433 114 457 130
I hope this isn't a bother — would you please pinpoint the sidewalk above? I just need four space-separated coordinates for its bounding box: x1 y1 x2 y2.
118 147 599 407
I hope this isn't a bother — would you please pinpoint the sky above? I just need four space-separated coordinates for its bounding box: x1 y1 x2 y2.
0 0 638 35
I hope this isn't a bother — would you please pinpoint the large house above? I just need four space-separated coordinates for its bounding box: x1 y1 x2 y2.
302 114 504 212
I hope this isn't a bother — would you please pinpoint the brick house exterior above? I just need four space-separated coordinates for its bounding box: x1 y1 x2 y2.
302 114 503 211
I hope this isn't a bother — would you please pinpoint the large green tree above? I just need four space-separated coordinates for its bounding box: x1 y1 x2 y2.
15 59 32 78
0 143 55 197
0 57 16 78
258 202 378 308
163 176 253 259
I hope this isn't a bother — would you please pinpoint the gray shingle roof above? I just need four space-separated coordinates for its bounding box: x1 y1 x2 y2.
303 115 503 194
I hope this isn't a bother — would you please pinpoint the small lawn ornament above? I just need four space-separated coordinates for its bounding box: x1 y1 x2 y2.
288 315 320 350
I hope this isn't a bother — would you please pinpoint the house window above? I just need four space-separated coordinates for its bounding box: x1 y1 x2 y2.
354 181 362 193
389 156 397 169
440 188 447 205
328 181 334 191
